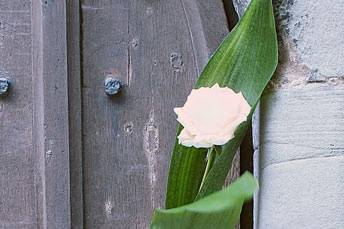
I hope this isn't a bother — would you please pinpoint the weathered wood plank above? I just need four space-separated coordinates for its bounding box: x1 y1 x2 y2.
67 0 83 228
32 0 71 228
0 1 37 228
81 0 229 228
1 0 71 227
81 1 131 228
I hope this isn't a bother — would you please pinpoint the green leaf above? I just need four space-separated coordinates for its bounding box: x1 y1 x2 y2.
166 128 208 208
152 172 258 229
166 0 277 208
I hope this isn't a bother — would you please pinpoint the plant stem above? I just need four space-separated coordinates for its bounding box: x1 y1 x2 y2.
199 146 216 192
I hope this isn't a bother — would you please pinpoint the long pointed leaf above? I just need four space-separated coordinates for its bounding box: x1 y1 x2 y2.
196 0 277 199
166 0 277 207
152 172 258 229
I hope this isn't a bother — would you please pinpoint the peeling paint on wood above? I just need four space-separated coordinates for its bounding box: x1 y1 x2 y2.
143 108 160 210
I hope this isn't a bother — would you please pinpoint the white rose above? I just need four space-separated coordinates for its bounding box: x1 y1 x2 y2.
174 84 251 148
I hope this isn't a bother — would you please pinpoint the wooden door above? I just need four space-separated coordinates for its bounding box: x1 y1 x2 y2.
0 0 238 228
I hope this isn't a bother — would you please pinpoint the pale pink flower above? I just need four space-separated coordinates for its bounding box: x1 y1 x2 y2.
174 84 251 148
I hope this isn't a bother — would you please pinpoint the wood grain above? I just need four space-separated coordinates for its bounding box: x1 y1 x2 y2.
0 0 71 228
67 0 83 228
81 0 229 228
81 1 131 228
0 0 235 228
32 0 71 228
0 0 37 228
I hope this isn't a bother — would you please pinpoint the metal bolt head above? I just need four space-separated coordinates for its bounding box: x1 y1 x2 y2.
104 78 122 96
0 77 11 96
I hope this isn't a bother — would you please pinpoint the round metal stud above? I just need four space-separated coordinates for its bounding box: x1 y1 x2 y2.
104 77 122 96
0 77 11 96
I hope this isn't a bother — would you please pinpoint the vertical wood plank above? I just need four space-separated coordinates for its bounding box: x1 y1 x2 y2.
81 0 229 228
67 0 83 228
32 0 71 228
81 1 130 228
0 0 37 228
